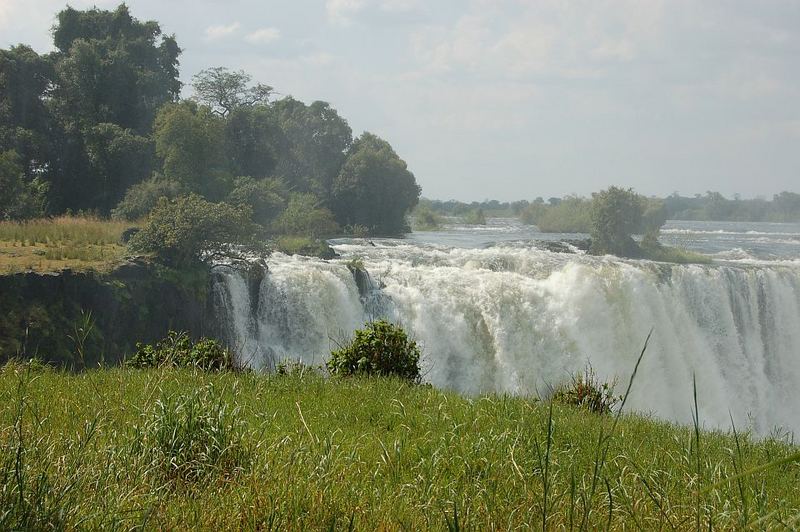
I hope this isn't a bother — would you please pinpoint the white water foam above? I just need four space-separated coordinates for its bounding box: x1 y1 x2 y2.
214 243 800 436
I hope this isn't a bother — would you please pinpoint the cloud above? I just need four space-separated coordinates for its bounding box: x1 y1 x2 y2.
204 22 241 41
325 0 422 25
326 0 365 25
244 27 281 44
410 1 667 82
0 2 13 29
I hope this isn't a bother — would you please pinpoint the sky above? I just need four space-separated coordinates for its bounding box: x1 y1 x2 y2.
1 0 799 201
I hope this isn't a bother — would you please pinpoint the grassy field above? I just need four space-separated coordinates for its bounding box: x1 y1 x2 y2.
1 364 798 530
0 216 131 273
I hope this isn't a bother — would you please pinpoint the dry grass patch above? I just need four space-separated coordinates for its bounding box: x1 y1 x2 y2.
0 216 132 273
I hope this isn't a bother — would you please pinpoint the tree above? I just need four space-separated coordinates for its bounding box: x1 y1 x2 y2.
226 176 286 226
153 101 229 199
223 105 281 179
0 45 56 200
128 194 264 267
271 98 352 199
111 174 182 221
0 150 48 219
84 123 154 212
51 4 181 132
191 67 272 117
5 3 183 214
589 186 645 257
773 191 800 221
331 132 420 235
270 193 340 237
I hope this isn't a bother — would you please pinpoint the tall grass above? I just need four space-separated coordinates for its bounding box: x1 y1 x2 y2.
0 216 130 245
0 363 798 529
0 216 132 272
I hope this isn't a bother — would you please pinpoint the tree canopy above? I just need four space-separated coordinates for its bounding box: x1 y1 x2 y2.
128 194 263 267
0 3 422 242
192 67 272 117
332 133 420 234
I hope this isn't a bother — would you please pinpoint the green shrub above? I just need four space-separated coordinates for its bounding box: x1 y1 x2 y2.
270 193 340 238
463 208 486 225
551 366 620 415
535 196 593 233
127 331 234 370
128 194 265 267
327 320 421 383
274 235 337 259
590 187 644 256
134 386 248 483
111 175 182 221
412 202 442 231
226 176 286 226
344 224 370 238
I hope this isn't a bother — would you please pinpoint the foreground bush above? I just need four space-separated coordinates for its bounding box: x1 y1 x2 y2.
327 320 421 383
552 366 620 415
127 330 233 370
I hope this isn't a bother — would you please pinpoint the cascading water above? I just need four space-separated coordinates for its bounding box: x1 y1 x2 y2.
212 220 800 437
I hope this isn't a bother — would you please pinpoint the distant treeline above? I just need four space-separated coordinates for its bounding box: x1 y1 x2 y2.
0 4 420 236
423 190 800 231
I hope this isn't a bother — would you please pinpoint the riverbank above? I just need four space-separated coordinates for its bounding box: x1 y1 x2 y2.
1 364 798 529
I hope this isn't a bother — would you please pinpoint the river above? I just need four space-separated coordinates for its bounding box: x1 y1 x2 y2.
213 219 800 437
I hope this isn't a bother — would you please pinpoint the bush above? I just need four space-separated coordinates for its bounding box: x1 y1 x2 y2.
463 208 486 225
533 196 593 233
128 194 265 267
111 175 182 221
590 187 645 257
412 202 442 231
274 235 337 259
270 193 340 238
327 320 421 383
127 331 234 370
134 385 248 483
551 366 620 415
226 176 286 226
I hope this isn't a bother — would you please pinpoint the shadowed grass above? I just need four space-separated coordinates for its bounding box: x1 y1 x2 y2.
0 363 798 529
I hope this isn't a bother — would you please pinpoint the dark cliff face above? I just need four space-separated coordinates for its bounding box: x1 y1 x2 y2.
0 260 216 367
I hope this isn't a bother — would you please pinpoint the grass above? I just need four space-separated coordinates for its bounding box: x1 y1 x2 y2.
0 216 132 273
1 363 798 530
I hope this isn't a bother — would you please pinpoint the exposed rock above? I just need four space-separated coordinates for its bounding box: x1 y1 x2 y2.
535 238 592 254
347 262 374 299
0 262 212 368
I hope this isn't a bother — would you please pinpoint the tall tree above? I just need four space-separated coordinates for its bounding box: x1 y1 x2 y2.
271 97 352 199
51 4 181 133
192 67 272 117
0 45 54 180
153 101 229 200
224 105 281 179
331 132 420 235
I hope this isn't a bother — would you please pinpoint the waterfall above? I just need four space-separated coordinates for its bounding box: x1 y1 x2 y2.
213 242 800 436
